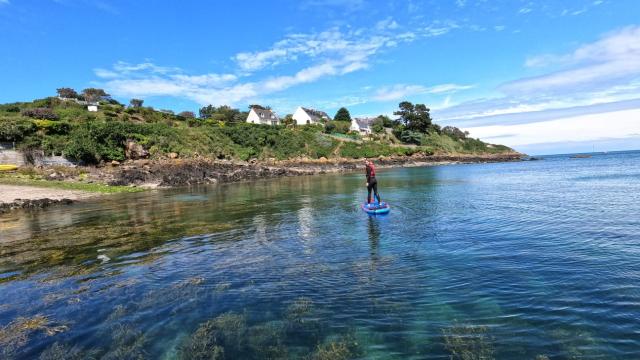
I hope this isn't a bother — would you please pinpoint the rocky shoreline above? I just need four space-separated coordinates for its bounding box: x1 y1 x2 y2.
0 153 521 213
0 198 74 214
97 152 523 187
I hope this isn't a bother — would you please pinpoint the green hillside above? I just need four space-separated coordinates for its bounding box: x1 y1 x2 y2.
0 93 515 165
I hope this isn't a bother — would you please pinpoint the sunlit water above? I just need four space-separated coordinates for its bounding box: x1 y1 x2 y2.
1 151 639 359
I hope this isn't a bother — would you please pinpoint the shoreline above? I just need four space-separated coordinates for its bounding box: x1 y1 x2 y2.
99 152 522 187
0 152 522 213
0 184 98 214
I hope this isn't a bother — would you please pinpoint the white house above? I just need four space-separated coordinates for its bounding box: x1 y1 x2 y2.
292 106 330 125
350 117 375 134
87 105 98 112
246 107 279 125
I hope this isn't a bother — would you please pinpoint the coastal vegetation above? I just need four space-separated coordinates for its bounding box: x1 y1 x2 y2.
0 89 515 166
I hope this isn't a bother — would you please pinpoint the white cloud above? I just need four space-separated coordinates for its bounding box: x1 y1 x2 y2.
506 26 640 96
373 85 428 101
518 7 532 14
233 27 382 72
96 61 246 105
423 21 459 37
300 0 365 10
434 26 640 152
233 49 289 72
95 19 467 107
376 17 399 30
428 83 474 94
494 25 506 32
373 83 473 101
466 108 640 150
232 18 460 73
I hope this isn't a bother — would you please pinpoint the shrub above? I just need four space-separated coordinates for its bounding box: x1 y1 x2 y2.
53 106 86 122
49 121 71 135
400 130 422 145
324 121 350 134
21 108 59 120
0 117 36 141
442 126 469 141
339 141 412 158
3 105 21 113
178 111 196 118
371 118 384 134
64 122 138 163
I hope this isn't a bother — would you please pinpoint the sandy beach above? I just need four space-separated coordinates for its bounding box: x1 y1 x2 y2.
0 184 95 203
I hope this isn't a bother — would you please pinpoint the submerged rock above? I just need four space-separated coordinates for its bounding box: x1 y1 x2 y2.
178 312 247 360
0 198 73 213
39 342 99 360
307 333 361 360
442 323 495 360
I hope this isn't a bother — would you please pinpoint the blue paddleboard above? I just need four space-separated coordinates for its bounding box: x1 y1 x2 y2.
361 202 390 215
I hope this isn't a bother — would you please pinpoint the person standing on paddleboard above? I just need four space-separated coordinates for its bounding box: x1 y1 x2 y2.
365 160 381 204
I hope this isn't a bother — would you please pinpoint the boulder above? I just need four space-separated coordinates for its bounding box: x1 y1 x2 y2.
125 140 149 160
168 152 178 159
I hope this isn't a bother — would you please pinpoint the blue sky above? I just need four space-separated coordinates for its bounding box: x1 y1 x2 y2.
1 0 639 154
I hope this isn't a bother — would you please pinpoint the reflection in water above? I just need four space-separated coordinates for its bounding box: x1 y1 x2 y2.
1 152 640 359
367 216 380 261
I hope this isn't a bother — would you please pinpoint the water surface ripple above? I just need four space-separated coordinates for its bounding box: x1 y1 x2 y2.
1 151 639 359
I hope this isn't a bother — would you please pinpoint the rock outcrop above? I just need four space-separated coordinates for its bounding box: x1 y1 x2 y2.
96 153 522 187
0 198 74 213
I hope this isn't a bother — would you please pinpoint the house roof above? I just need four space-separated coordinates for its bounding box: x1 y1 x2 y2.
353 117 376 129
251 107 278 119
301 107 330 121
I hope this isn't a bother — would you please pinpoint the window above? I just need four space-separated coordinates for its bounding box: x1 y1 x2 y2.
306 120 310 124
271 120 277 126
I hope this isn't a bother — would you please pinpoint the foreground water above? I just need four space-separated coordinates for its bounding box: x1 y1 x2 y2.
1 151 639 359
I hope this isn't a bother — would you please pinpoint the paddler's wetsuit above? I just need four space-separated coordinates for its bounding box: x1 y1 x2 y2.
366 163 381 204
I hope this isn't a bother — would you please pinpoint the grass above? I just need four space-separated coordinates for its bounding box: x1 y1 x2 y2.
0 175 144 193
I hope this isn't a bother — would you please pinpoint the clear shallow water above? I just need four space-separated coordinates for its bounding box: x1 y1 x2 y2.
1 151 639 359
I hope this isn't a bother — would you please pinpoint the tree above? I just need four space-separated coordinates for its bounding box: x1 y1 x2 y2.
82 88 110 103
130 99 144 108
333 107 351 122
442 126 468 140
248 104 270 110
56 87 78 99
393 101 432 133
282 114 295 127
199 105 243 123
376 115 393 128
178 111 195 118
371 118 385 134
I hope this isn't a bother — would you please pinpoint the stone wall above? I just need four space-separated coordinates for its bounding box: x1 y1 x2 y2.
0 148 76 167
0 149 26 166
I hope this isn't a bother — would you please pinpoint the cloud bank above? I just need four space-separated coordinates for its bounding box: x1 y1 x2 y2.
435 26 640 152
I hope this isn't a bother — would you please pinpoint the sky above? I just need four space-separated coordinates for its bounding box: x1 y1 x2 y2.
0 0 639 155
